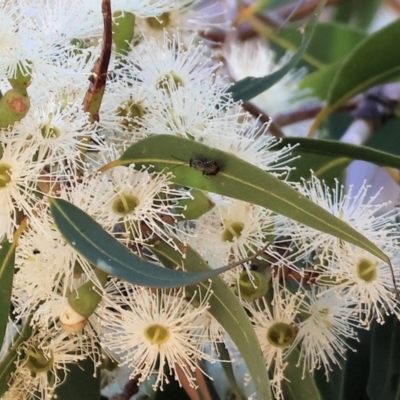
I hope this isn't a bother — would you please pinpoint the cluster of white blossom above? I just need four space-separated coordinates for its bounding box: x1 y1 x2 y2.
0 1 399 400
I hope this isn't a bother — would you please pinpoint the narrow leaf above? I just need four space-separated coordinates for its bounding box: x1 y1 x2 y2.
277 137 400 170
282 348 322 400
49 198 245 288
299 62 342 99
229 0 326 103
309 19 400 134
335 329 371 400
150 239 272 400
367 317 400 400
281 151 350 186
0 317 33 397
54 358 100 400
216 343 246 400
353 0 381 30
0 240 16 351
117 134 389 264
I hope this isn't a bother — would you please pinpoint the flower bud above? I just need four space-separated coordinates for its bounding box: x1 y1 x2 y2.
235 269 271 301
112 11 135 57
60 303 88 333
175 189 215 220
0 88 30 128
24 346 54 373
67 269 108 319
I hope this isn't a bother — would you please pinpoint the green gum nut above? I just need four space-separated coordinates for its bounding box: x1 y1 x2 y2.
25 346 54 373
235 269 271 301
0 88 30 128
267 322 297 348
68 269 108 318
112 11 136 57
175 189 215 221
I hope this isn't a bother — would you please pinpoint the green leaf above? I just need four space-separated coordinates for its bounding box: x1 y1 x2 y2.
0 240 16 351
117 134 389 264
54 358 100 400
328 20 400 105
333 0 356 24
275 23 365 66
278 137 400 170
366 117 400 157
353 0 381 30
216 343 246 400
155 369 191 400
282 348 322 400
274 135 400 186
314 362 346 400
286 151 350 187
229 0 326 103
49 198 245 289
299 61 342 99
149 239 272 400
335 329 371 400
334 0 381 30
310 19 400 133
112 11 135 57
367 317 400 400
0 317 33 397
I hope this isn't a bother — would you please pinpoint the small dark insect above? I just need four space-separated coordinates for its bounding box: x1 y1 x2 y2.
189 158 220 176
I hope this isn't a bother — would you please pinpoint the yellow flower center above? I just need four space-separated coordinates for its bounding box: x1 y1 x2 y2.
222 221 244 242
0 163 12 188
116 101 145 131
157 72 185 92
236 270 269 301
145 324 170 345
25 347 54 373
267 322 297 349
146 12 171 30
357 258 378 282
112 193 139 215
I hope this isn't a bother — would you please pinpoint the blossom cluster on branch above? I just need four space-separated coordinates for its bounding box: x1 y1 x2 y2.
0 1 399 400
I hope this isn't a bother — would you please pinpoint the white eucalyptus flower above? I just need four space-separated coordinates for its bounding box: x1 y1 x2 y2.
243 275 304 399
297 286 359 375
98 281 216 389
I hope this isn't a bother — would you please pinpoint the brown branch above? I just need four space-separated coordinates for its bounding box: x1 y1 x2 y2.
82 0 112 122
387 0 400 13
109 375 141 400
242 102 285 138
274 102 357 126
174 363 214 400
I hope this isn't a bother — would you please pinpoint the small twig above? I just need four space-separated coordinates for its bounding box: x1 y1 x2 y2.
242 102 285 138
387 0 400 13
272 0 341 23
226 242 272 269
82 0 112 122
194 366 213 400
274 102 357 127
202 0 340 43
109 375 140 400
174 363 208 400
